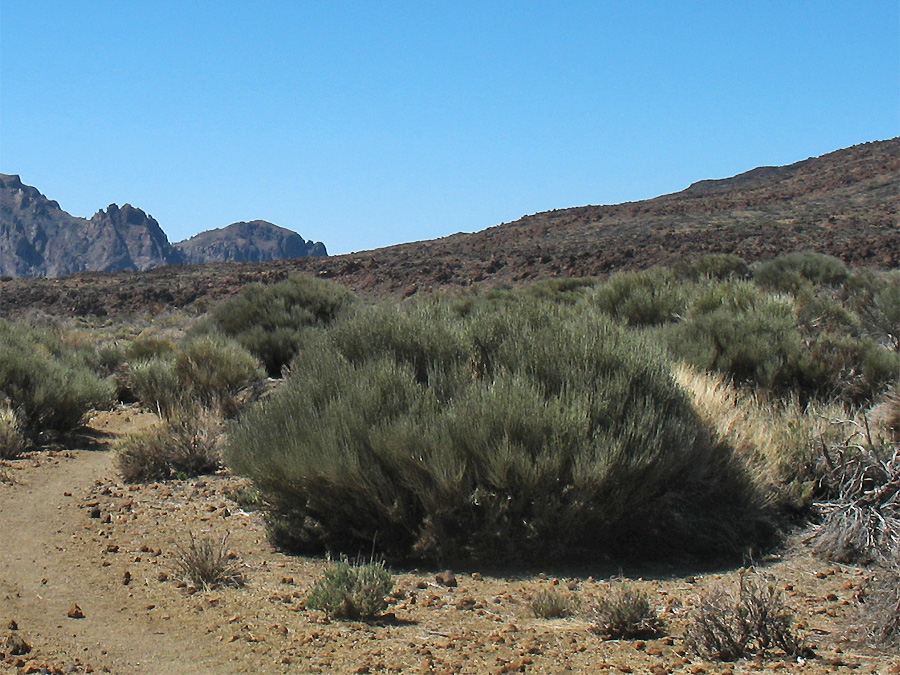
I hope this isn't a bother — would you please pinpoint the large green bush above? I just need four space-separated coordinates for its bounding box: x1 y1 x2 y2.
0 320 114 439
753 252 848 294
209 275 355 377
589 268 689 326
227 298 769 565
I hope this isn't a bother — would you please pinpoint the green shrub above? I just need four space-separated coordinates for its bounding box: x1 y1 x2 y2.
116 410 224 483
675 254 750 281
685 571 803 661
665 284 802 391
227 297 769 565
754 252 848 294
125 334 176 362
0 402 26 459
210 275 355 377
129 337 264 417
590 268 689 326
0 319 115 438
591 584 663 639
305 558 394 621
798 333 899 404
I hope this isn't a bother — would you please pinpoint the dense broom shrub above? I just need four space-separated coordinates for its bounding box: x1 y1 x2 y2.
591 584 663 639
209 275 355 377
675 254 750 281
590 268 689 326
754 252 848 294
663 283 802 391
0 319 114 438
129 337 264 417
227 298 770 565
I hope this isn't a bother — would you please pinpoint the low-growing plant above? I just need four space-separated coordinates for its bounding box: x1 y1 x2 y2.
754 252 848 294
305 558 394 621
116 409 224 483
590 268 689 326
0 401 26 459
531 589 579 619
685 570 802 661
591 584 663 639
675 254 750 281
174 532 244 589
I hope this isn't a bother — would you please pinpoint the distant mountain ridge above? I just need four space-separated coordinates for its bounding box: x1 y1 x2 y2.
0 174 327 278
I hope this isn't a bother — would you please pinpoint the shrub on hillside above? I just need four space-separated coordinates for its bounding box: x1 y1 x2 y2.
0 319 114 439
753 252 848 294
210 275 355 377
227 298 770 565
664 282 802 391
675 254 750 281
591 584 663 639
798 333 899 404
590 268 689 326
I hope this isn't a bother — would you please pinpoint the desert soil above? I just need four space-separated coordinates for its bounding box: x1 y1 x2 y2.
1 406 898 675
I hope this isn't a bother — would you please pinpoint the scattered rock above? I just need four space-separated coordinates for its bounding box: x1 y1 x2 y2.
66 604 84 619
436 570 457 587
4 632 31 655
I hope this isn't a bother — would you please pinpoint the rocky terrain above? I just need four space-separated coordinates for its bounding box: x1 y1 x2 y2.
1 407 898 675
174 221 327 265
0 175 326 279
0 138 895 317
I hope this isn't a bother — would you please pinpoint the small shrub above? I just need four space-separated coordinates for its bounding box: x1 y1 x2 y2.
685 570 802 661
531 589 579 619
125 335 176 362
0 402 26 459
129 338 264 418
116 410 224 483
174 532 244 589
591 584 663 639
676 254 750 281
305 558 394 621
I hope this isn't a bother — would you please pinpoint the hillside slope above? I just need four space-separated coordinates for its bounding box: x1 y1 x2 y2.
0 138 896 316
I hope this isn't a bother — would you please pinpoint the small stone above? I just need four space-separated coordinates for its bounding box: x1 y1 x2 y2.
4 632 31 655
122 571 132 586
67 604 85 619
6 619 17 630
89 507 101 519
436 570 457 587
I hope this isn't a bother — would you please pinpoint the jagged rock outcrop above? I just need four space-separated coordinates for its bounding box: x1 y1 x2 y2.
0 174 327 278
174 220 326 264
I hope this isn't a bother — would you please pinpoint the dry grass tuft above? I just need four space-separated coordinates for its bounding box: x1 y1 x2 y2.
0 401 26 460
174 532 244 590
590 584 663 639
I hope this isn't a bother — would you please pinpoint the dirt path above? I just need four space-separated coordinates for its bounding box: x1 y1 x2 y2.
2 409 898 675
0 447 239 674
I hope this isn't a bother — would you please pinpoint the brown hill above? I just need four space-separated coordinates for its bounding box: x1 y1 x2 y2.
0 138 896 317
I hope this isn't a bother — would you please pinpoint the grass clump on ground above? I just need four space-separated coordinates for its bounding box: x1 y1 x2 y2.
0 401 26 459
530 589 579 619
590 584 663 639
174 532 244 590
305 558 394 621
685 570 804 661
116 409 224 483
227 296 771 565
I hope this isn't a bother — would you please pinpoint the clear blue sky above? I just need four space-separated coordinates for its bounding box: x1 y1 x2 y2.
1 2 897 255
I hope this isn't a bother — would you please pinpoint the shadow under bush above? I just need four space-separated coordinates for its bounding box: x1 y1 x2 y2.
227 298 774 566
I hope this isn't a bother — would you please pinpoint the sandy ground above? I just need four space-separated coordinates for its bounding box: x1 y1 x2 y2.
1 406 898 675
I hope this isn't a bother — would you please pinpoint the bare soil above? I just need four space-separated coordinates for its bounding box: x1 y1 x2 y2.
1 407 898 675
